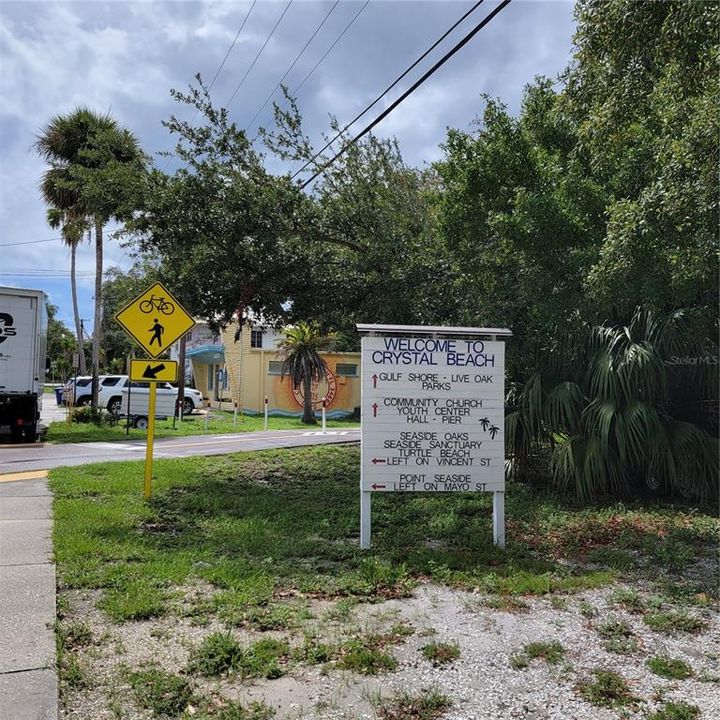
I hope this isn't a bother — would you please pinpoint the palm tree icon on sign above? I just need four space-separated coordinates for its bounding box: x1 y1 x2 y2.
479 417 490 431
488 424 500 440
139 295 175 315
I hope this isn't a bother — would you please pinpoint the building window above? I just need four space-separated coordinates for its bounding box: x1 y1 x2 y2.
251 329 263 348
336 363 358 377
268 361 284 375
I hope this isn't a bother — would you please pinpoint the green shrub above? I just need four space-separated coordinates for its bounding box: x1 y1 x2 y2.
71 406 116 426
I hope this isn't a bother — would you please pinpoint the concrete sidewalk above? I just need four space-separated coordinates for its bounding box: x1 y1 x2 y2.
0 472 57 720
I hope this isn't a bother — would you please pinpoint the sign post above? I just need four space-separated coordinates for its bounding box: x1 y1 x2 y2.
144 384 157 500
356 324 512 550
115 283 195 500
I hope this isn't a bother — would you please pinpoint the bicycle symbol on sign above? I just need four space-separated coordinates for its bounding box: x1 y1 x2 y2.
139 295 175 315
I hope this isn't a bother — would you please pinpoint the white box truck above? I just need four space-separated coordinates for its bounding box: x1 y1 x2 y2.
0 286 48 442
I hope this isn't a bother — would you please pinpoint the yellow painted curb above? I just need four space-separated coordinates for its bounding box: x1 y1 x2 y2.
0 470 49 483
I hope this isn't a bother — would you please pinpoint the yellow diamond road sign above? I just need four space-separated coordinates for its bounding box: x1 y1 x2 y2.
129 359 178 383
115 282 195 358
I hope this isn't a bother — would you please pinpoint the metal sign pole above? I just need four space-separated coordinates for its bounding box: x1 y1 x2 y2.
359 347 371 548
144 383 157 500
493 491 505 549
126 382 132 436
360 489 371 549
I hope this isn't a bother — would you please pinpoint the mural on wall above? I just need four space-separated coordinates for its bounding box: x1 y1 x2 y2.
292 366 338 410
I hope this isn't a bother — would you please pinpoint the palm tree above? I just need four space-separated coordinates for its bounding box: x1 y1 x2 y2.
46 208 87 373
506 307 718 501
278 322 336 424
35 108 144 410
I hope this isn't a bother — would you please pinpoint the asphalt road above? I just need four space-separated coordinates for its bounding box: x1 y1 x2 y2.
0 429 361 475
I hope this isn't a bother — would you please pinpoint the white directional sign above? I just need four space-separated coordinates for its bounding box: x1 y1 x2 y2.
361 335 505 493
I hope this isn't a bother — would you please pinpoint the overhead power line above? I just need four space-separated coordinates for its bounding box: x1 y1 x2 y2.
207 0 258 93
246 0 341 133
225 0 294 109
0 238 60 247
289 0 370 98
291 0 485 180
161 1 257 170
298 0 513 190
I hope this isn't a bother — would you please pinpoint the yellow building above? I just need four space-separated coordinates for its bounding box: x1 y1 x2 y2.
184 323 361 418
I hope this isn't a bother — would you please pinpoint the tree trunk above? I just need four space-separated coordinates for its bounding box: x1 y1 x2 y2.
301 373 316 425
69 243 86 374
91 217 103 411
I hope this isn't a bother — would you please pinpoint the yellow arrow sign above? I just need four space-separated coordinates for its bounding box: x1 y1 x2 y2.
129 359 178 383
115 282 195 358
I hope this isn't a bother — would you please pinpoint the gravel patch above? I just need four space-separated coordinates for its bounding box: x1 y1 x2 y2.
57 579 719 720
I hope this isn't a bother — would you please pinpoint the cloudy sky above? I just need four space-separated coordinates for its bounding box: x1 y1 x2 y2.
0 0 576 331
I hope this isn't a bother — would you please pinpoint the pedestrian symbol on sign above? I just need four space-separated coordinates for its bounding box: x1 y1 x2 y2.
149 318 165 347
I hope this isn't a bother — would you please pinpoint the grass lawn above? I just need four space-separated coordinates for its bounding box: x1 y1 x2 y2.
50 445 718 623
47 411 359 443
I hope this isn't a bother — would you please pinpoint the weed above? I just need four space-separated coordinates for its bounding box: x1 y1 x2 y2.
578 600 598 618
586 547 635 570
390 622 415 638
239 604 297 631
647 656 693 680
646 702 701 720
239 638 290 679
190 698 276 719
56 594 70 619
325 597 358 622
98 582 168 622
339 557 416 599
420 642 460 666
577 669 637 708
597 618 639 655
377 690 452 719
644 610 707 634
337 637 398 675
510 641 565 669
292 637 332 665
609 588 646 614
126 665 194 718
57 621 93 650
187 633 289 679
483 595 529 612
60 652 89 690
550 596 568 610
187 632 243 676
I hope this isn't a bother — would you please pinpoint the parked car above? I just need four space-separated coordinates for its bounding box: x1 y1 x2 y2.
65 375 203 416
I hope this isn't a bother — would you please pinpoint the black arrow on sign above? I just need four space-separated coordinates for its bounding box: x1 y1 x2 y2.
143 363 166 379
